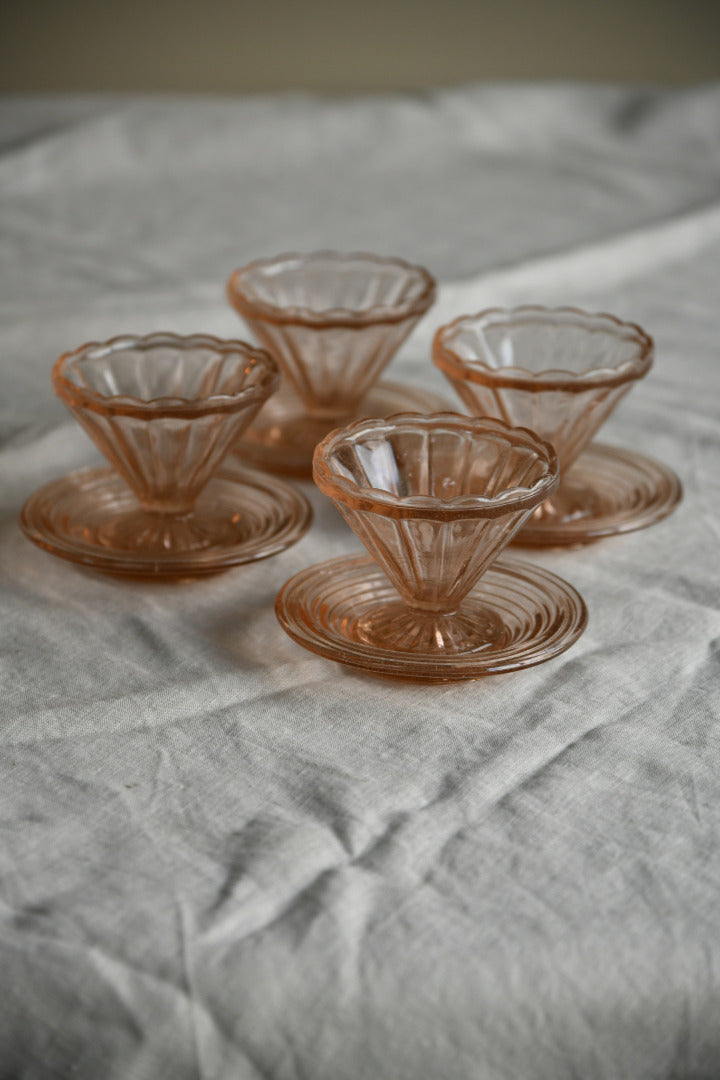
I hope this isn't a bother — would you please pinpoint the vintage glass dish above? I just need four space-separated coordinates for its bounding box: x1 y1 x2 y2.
433 306 682 544
276 413 587 680
20 332 312 576
226 251 448 475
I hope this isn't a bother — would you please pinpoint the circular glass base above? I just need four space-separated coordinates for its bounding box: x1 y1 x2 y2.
517 443 682 547
20 462 312 578
276 554 587 681
235 380 452 477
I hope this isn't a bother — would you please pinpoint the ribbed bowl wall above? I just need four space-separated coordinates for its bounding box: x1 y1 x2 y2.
244 317 419 415
337 505 534 610
448 379 632 473
69 402 264 513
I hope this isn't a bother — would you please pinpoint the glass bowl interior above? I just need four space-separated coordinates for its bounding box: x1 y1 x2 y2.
227 252 436 326
53 333 278 416
434 306 653 389
314 413 558 518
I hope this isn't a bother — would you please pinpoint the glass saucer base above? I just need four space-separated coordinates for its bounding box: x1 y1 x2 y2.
234 380 452 477
276 554 587 681
517 443 682 547
20 462 312 578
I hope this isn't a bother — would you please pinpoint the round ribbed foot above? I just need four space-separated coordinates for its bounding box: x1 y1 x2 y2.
517 443 682 546
276 554 587 681
235 380 452 477
20 462 312 577
356 601 505 653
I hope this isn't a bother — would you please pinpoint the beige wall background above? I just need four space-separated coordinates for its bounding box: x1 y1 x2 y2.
2 0 719 93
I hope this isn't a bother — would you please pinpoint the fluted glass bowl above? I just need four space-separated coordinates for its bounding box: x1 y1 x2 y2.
53 331 279 515
314 412 557 621
433 306 653 474
226 252 442 474
432 306 679 544
276 413 587 680
19 332 315 577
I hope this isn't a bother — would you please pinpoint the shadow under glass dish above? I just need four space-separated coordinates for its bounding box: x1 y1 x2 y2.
276 412 587 680
20 332 312 576
433 306 682 545
226 252 450 476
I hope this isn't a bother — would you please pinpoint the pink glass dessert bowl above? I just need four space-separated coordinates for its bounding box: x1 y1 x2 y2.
21 332 313 576
276 412 587 680
226 252 444 475
433 306 681 544
53 331 279 514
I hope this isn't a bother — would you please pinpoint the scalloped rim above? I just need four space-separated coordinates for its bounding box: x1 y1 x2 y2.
433 305 654 393
312 412 559 520
52 332 280 419
226 251 437 328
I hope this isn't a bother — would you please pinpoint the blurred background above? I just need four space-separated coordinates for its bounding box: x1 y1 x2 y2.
2 0 719 93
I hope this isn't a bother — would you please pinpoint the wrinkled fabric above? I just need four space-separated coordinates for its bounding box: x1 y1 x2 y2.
1 86 719 1080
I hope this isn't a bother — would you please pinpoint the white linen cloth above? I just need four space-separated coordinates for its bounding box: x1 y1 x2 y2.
1 85 719 1079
